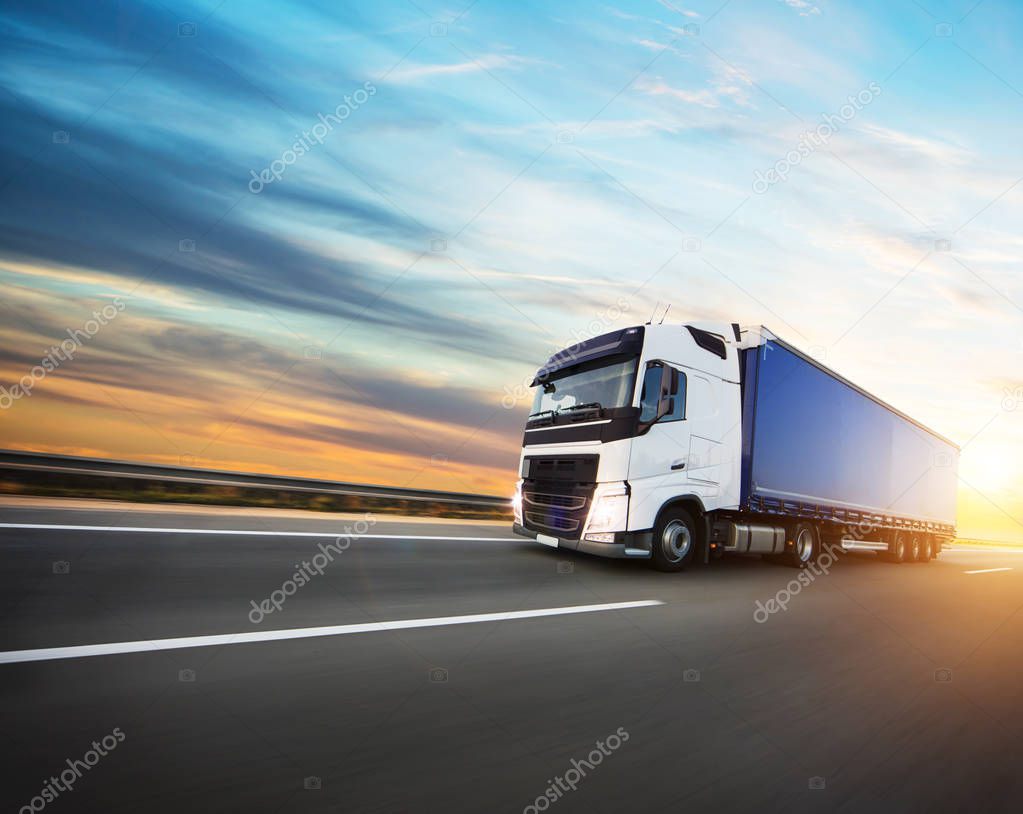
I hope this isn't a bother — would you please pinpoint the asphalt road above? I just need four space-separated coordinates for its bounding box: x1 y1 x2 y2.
2 500 1022 814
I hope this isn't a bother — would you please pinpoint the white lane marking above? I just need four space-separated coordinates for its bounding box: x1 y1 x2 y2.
0 523 517 542
945 548 1023 554
0 601 664 665
964 567 1014 575
838 542 1023 556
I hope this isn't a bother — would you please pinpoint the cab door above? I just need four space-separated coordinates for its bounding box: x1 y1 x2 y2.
626 361 692 529
681 371 722 490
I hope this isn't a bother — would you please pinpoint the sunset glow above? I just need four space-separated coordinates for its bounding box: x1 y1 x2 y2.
1 0 1021 541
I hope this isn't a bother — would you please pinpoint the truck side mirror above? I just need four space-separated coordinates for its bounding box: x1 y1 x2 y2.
639 364 663 424
640 363 678 428
657 367 678 420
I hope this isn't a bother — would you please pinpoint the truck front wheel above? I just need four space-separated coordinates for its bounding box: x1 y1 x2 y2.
651 508 698 572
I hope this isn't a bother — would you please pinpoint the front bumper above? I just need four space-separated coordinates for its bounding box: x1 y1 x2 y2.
512 523 652 559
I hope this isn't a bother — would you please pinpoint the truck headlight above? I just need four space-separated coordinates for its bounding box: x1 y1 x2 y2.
584 484 629 535
512 479 523 525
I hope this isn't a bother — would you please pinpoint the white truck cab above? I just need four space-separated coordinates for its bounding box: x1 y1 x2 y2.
512 322 743 564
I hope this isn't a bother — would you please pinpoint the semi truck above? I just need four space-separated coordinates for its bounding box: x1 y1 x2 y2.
511 323 958 571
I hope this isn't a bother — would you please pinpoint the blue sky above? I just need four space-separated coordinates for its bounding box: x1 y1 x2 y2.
1 0 1021 539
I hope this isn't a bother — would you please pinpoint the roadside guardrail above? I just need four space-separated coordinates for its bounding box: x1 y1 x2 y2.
0 450 511 519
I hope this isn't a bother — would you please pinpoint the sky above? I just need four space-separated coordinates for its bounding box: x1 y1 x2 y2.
0 0 1021 541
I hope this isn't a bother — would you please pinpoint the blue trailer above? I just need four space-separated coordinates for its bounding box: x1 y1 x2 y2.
739 335 958 539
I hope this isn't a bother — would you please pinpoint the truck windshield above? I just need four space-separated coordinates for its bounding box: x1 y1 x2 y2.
530 359 636 416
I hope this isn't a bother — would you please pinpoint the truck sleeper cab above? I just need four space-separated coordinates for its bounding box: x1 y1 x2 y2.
512 322 958 572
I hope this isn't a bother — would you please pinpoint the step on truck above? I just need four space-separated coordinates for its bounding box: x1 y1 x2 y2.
512 323 958 571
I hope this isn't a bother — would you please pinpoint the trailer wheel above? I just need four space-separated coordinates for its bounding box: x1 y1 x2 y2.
908 534 922 562
920 536 934 562
785 522 819 569
887 532 907 563
651 507 698 572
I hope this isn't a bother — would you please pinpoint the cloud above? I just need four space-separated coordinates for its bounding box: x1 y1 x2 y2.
0 82 538 364
853 123 971 169
637 77 724 108
780 0 822 16
655 0 701 18
636 63 754 109
384 54 544 83
0 290 524 489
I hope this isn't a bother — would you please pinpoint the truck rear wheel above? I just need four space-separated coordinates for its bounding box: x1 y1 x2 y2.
908 534 922 562
650 508 698 572
785 522 819 569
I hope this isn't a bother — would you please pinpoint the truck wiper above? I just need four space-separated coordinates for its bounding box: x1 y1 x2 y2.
556 402 602 414
528 409 555 419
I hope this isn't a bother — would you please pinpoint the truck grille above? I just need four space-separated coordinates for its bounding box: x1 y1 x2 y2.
520 455 597 541
524 510 581 533
523 455 599 483
523 492 586 510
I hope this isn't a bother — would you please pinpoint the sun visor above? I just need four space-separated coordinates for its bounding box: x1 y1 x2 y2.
530 327 644 386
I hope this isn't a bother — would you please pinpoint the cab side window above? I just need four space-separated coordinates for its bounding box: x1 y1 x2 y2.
664 368 686 421
639 363 686 424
